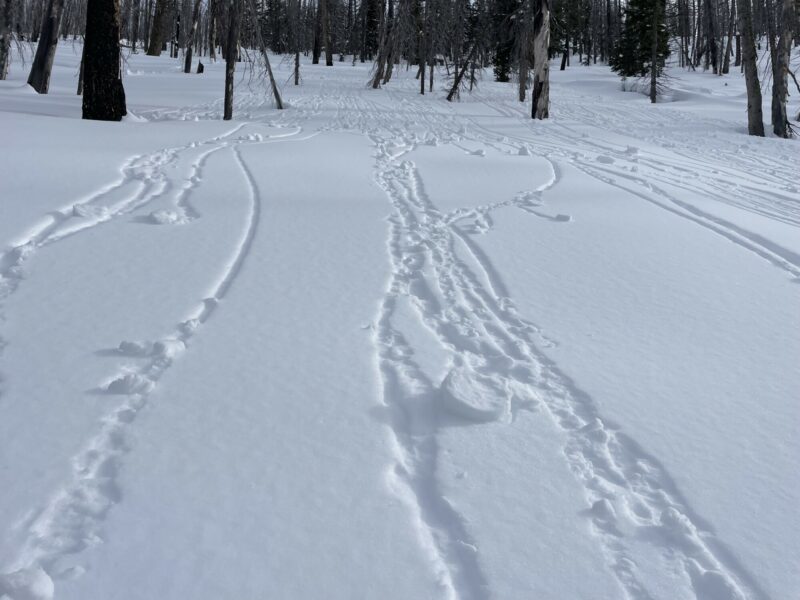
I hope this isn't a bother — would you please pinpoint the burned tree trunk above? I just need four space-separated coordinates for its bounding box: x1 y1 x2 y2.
223 0 241 120
82 0 127 120
28 0 66 93
650 0 659 103
184 0 203 72
531 0 550 119
321 0 333 65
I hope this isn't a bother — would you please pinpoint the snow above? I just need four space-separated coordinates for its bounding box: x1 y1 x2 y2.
1 43 798 600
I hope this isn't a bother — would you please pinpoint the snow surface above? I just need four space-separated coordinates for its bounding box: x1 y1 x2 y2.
0 43 798 600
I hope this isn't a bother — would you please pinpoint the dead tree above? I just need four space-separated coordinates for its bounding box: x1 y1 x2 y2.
770 0 795 137
147 0 170 55
0 0 11 79
28 0 66 93
245 0 284 107
83 0 127 120
223 0 241 120
184 0 203 72
531 0 549 118
735 0 763 135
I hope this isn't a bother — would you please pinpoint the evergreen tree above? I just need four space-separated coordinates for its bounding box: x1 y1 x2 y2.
493 0 520 81
609 0 669 79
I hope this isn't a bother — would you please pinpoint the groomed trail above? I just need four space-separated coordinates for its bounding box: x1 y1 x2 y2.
0 47 798 600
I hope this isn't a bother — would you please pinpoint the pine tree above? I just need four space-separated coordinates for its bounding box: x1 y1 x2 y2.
493 0 520 81
609 0 669 81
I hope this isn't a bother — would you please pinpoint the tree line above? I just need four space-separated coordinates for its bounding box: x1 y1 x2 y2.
0 0 796 135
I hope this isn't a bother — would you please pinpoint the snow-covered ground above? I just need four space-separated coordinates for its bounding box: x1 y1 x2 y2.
0 43 798 600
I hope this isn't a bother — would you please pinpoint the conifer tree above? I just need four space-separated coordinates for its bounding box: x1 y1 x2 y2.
609 0 669 98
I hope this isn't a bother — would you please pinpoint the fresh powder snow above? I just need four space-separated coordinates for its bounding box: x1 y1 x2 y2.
0 43 798 600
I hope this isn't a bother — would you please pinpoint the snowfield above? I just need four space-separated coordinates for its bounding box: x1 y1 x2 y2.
0 44 798 600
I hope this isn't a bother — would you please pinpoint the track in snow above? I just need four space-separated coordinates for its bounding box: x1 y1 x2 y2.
319 80 778 600
0 121 314 597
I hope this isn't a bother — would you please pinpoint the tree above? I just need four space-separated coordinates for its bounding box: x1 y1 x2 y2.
531 0 549 118
770 0 795 137
82 0 127 120
147 0 171 55
609 0 669 101
27 0 66 93
223 0 241 120
735 0 763 135
493 0 519 81
184 0 204 72
0 0 11 79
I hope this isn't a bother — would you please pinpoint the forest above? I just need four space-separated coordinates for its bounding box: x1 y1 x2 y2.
0 0 797 133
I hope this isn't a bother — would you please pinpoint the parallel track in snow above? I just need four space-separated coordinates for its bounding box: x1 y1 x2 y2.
324 79 779 600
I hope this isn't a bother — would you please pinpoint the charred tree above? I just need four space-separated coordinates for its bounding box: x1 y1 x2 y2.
82 0 127 120
223 0 241 119
27 0 66 93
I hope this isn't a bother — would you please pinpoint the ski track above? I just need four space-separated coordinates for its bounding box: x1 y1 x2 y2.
0 113 309 596
320 80 776 600
2 69 793 599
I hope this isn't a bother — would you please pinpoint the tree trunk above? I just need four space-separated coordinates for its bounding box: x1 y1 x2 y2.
146 0 169 55
82 0 127 120
244 0 284 108
223 0 241 120
77 42 84 93
771 0 794 137
184 0 202 72
131 0 140 52
735 0 763 135
27 0 66 93
722 1 734 74
531 0 549 119
650 0 659 103
0 0 11 79
518 0 529 102
321 0 333 65
370 0 388 88
312 0 321 63
446 41 477 101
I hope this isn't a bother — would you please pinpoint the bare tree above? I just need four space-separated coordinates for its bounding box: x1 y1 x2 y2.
0 0 12 79
28 0 66 93
223 0 241 119
147 0 170 55
735 0 763 135
531 0 549 118
83 0 127 120
184 0 203 72
770 0 795 137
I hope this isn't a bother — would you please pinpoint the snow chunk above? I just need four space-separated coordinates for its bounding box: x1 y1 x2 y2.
146 210 185 225
440 366 510 423
106 373 155 395
0 566 54 600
